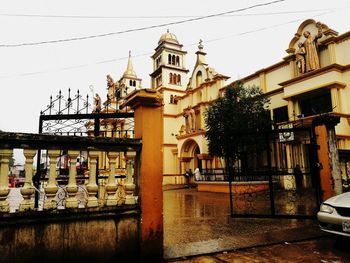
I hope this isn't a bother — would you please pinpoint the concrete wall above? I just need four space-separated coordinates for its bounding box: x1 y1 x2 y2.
0 212 140 263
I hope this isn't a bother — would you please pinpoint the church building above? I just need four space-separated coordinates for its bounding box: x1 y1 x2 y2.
96 20 350 197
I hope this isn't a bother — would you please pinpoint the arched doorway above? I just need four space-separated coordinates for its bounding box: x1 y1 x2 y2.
180 139 201 174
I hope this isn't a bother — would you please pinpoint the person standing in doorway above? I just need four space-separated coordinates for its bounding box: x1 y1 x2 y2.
194 168 201 181
185 169 193 187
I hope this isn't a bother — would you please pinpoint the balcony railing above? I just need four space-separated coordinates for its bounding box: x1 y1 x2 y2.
0 132 141 213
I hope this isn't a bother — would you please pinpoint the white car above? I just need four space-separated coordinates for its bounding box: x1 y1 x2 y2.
317 192 350 237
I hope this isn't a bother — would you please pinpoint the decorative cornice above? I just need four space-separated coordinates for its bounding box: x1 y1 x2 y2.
150 65 189 78
122 89 163 109
337 134 350 140
264 87 284 96
152 45 187 58
279 64 350 87
176 130 206 140
157 87 187 94
283 81 346 99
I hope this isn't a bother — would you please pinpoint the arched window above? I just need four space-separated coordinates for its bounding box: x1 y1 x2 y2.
177 74 181 85
172 55 176 65
156 56 162 68
196 71 203 87
116 89 121 100
168 54 171 64
129 80 132 86
176 56 180 66
133 80 136 87
169 73 173 84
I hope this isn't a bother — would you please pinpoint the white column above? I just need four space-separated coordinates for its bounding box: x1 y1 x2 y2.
0 149 12 212
86 151 99 208
125 160 136 205
65 150 79 209
331 87 340 112
19 149 36 211
44 150 60 210
105 152 118 206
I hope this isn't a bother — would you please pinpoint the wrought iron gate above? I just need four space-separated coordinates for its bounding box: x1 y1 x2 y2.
229 127 321 218
33 89 136 208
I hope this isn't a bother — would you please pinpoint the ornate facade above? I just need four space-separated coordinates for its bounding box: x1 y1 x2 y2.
224 19 350 195
94 20 350 192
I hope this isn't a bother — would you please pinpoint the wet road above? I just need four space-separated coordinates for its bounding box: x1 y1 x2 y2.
168 237 350 262
163 188 321 259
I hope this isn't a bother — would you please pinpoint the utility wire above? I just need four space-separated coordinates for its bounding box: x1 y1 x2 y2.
0 0 285 47
0 11 333 80
0 9 332 19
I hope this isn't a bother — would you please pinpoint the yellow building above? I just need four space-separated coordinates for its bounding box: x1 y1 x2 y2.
223 19 350 196
98 20 350 195
149 31 229 185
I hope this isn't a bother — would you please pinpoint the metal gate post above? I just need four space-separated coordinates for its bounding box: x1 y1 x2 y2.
227 156 234 216
34 116 43 209
266 132 276 217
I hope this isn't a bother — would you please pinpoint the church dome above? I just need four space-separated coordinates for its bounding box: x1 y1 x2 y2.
158 30 179 45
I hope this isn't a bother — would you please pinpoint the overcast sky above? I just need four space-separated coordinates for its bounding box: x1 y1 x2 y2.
1 0 350 135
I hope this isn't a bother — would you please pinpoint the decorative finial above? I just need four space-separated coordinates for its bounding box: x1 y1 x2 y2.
167 29 169 33
198 39 204 50
129 50 131 57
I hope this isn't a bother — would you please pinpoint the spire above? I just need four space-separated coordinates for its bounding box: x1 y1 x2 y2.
195 39 206 66
123 50 137 78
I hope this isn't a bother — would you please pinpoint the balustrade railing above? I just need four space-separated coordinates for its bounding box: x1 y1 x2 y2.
0 132 141 214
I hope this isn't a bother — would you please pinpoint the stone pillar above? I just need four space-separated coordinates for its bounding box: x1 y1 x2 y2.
44 150 60 210
123 89 163 261
0 149 12 212
331 87 340 112
86 151 99 208
287 100 294 120
125 160 136 205
313 115 342 200
328 42 337 64
65 150 79 209
105 152 118 206
19 149 36 211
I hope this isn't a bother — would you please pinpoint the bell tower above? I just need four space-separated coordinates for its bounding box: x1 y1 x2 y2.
117 51 142 100
150 30 189 90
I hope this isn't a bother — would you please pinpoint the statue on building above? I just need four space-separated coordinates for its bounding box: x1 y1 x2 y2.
106 74 116 99
179 125 186 135
183 108 191 134
302 22 323 72
183 106 196 133
188 106 196 132
295 42 306 74
93 93 101 113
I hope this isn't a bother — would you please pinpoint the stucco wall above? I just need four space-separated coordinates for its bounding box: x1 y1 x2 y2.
265 64 290 92
336 38 350 65
0 214 139 263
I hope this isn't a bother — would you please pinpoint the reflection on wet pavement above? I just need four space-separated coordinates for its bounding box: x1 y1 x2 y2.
163 188 320 259
169 237 350 263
